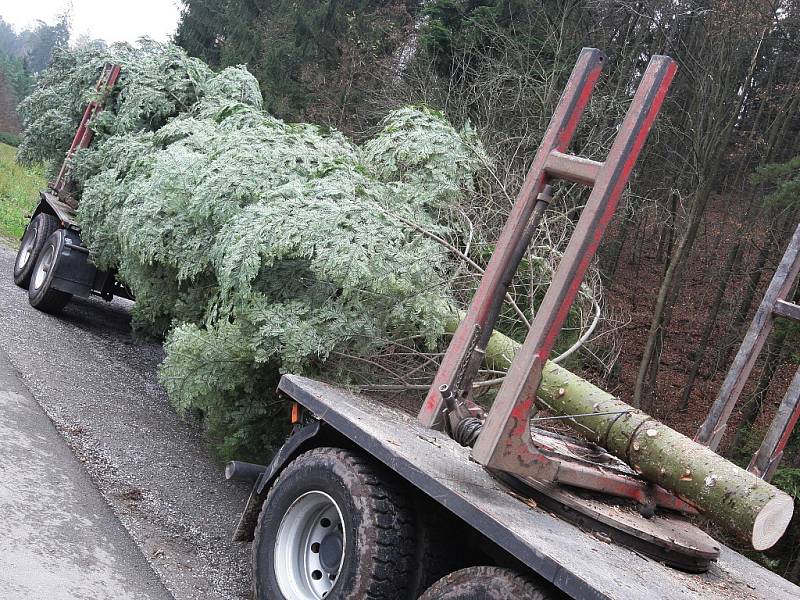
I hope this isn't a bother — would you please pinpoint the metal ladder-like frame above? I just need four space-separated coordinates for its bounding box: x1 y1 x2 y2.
51 63 122 195
418 48 677 482
695 223 800 481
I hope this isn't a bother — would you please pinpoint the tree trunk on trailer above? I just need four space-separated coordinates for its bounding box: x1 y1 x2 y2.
473 323 794 551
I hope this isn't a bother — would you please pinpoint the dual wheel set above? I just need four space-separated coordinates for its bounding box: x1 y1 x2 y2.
14 216 555 600
13 213 73 313
254 447 553 600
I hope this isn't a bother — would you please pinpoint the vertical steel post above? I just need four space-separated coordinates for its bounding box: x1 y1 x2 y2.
471 55 677 475
418 48 607 429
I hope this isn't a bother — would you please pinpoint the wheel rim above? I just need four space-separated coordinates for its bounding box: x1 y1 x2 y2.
32 243 56 291
15 225 38 272
274 491 346 600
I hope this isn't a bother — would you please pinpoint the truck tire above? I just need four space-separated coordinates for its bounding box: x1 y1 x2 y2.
13 213 59 288
419 566 555 600
253 447 417 600
28 230 72 314
411 501 469 595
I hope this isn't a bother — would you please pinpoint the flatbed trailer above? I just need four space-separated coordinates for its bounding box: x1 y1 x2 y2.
229 49 800 600
12 188 133 310
12 51 800 600
230 375 800 599
13 65 132 311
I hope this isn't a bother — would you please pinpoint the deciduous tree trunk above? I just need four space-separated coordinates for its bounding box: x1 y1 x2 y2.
680 208 752 411
633 25 768 408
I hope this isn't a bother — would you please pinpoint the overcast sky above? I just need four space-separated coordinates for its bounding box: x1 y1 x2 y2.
1 1 182 44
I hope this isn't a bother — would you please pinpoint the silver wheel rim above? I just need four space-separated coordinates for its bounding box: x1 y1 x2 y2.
32 243 56 291
16 226 37 272
274 491 346 600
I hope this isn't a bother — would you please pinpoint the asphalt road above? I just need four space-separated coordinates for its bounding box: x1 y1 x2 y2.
0 243 252 600
0 349 173 600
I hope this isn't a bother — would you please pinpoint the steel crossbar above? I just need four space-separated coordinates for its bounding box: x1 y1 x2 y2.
418 48 677 485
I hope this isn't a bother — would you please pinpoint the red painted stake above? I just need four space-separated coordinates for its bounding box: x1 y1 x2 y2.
418 48 607 430
471 54 676 476
52 64 122 195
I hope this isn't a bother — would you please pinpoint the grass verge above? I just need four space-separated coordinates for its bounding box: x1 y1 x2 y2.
0 142 44 243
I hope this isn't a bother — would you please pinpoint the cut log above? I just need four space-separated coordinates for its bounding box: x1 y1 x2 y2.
468 321 795 551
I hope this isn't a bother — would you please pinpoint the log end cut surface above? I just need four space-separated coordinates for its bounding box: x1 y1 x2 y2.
753 494 794 551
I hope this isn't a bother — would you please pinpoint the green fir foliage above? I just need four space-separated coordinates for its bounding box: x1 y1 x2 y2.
752 155 800 212
175 0 413 121
17 40 213 173
18 41 484 460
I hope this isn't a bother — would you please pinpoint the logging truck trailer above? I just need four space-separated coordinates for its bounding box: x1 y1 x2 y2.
12 64 133 312
11 53 799 600
228 50 800 600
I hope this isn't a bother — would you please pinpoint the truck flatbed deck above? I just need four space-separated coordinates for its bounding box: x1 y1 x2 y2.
41 190 77 227
279 374 800 600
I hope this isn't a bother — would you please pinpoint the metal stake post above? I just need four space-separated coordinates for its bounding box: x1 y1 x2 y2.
470 55 676 477
417 48 607 430
52 63 122 195
695 223 800 453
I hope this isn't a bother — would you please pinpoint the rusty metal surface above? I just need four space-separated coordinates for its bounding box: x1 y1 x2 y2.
41 190 78 227
544 151 603 185
521 428 697 513
550 459 697 514
472 54 677 476
279 374 800 600
417 47 607 429
518 476 718 571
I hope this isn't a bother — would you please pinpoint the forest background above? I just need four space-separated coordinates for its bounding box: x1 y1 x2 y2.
2 0 800 582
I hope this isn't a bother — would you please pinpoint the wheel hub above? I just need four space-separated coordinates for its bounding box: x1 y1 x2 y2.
16 227 37 271
318 532 343 572
33 244 55 290
274 490 346 599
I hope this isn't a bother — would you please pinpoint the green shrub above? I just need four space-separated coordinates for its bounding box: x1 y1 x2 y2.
0 131 20 147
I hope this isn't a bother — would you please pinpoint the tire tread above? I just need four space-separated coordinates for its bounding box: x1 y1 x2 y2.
419 566 555 600
13 213 59 288
253 447 417 600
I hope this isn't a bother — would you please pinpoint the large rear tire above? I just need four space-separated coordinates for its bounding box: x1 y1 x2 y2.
28 229 72 314
419 566 555 600
253 447 417 600
13 213 59 288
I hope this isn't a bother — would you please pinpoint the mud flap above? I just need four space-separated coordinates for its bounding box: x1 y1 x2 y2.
233 420 350 542
50 230 98 298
